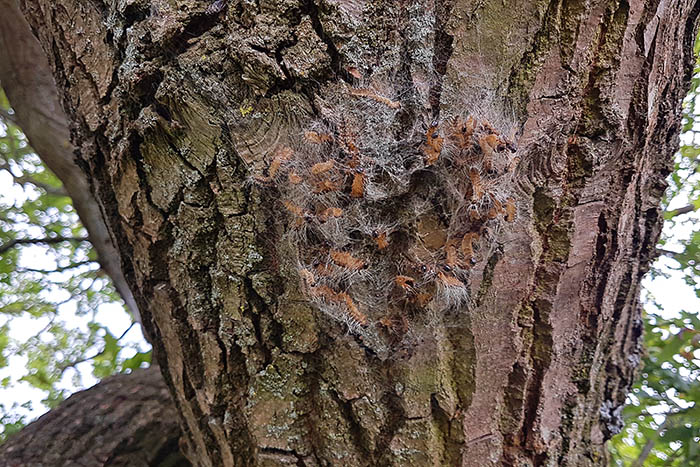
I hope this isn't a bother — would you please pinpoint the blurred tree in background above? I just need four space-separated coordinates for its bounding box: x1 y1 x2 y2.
0 89 150 443
608 40 700 466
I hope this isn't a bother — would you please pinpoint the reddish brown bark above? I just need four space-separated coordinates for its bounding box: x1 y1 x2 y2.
13 0 700 465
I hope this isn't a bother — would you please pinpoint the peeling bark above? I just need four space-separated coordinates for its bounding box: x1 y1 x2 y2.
0 367 189 466
15 0 700 465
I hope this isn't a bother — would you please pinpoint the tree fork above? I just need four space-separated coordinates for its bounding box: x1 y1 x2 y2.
16 0 700 465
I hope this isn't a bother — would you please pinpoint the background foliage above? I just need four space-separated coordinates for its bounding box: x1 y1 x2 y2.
0 89 150 443
0 47 698 461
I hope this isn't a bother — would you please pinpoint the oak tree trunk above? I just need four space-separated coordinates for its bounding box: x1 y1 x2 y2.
17 0 700 465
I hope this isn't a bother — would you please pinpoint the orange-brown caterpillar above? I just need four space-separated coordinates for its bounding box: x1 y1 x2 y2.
478 134 498 172
505 198 516 222
378 314 408 333
437 271 464 287
445 243 458 268
314 179 342 193
283 201 307 227
479 133 498 172
330 250 365 270
288 171 302 184
318 207 343 222
311 160 335 175
309 284 337 300
451 115 476 149
268 158 285 179
351 170 365 198
346 66 363 79
468 168 484 201
374 230 389 250
414 292 433 306
378 316 394 328
468 206 481 221
299 268 316 288
481 120 498 134
310 285 368 326
256 146 293 182
304 130 333 144
461 232 477 260
338 291 368 326
349 88 401 109
423 122 444 165
395 275 416 291
314 262 336 277
508 155 520 173
338 122 361 167
283 201 305 217
491 195 503 213
487 195 503 219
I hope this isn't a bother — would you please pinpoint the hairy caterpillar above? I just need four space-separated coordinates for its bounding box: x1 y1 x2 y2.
423 121 444 165
374 230 389 250
311 160 335 175
304 130 333 144
395 275 416 292
255 146 293 182
351 170 365 198
318 207 343 222
330 250 365 270
505 198 517 222
314 179 342 194
349 88 401 109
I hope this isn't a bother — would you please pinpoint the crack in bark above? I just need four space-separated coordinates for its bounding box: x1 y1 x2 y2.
430 393 464 465
429 0 455 118
475 244 504 306
507 0 562 114
244 277 276 367
316 369 375 463
302 0 353 84
181 367 224 464
259 446 305 464
374 386 407 462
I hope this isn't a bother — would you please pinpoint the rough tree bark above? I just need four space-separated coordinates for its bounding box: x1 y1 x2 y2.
0 367 189 466
10 0 700 465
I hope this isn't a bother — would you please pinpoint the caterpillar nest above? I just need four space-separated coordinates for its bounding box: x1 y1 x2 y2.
251 83 520 345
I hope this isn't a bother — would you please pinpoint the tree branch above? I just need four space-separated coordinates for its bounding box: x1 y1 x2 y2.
656 247 681 258
0 131 68 197
0 0 140 320
0 235 89 254
0 367 190 466
15 259 93 274
57 322 138 373
667 203 698 218
631 418 670 467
